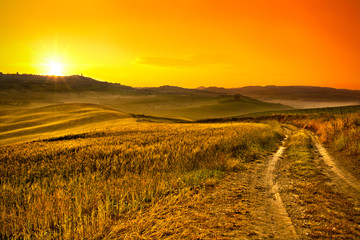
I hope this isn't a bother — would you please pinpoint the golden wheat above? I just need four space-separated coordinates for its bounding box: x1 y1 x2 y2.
0 121 283 239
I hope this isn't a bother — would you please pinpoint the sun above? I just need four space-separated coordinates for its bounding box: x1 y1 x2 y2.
46 61 64 76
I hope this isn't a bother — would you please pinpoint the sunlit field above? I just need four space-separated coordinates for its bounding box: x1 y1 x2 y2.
0 103 135 145
0 121 284 239
1 0 360 238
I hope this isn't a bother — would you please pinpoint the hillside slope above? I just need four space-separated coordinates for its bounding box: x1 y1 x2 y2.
198 86 360 108
108 95 292 120
156 96 291 120
0 74 133 92
0 103 134 145
0 74 293 120
0 74 137 107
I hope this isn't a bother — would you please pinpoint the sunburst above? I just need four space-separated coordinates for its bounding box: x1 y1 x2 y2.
46 61 63 76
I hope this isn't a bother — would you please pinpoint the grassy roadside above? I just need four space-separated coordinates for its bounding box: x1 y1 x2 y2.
278 111 360 177
197 106 360 174
0 121 284 239
280 129 360 239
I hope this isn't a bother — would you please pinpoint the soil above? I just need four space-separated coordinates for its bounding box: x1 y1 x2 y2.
177 134 299 239
309 131 360 196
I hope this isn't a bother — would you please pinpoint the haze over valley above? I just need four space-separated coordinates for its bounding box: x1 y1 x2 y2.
2 73 360 121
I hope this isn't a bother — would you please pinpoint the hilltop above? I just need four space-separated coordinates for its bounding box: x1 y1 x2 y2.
0 73 134 92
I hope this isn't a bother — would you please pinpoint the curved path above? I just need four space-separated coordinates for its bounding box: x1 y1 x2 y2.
264 134 298 239
308 131 360 194
189 129 360 239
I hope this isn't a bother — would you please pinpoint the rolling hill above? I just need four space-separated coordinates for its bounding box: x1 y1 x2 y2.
0 74 137 107
197 86 360 108
0 74 293 120
0 103 135 145
0 73 134 92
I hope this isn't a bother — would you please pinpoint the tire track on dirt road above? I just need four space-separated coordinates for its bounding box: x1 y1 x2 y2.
263 133 298 239
278 129 360 238
308 131 360 197
239 131 299 239
199 131 300 239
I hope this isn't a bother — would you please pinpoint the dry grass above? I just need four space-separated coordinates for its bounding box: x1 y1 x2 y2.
0 121 283 239
281 130 360 239
0 103 133 145
276 111 360 174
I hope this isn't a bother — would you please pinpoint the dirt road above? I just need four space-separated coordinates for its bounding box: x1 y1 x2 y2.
308 131 360 195
194 131 301 239
187 128 360 239
264 133 298 239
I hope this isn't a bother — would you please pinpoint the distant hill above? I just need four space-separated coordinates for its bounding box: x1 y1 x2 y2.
197 86 360 108
0 74 293 119
0 74 139 106
157 95 292 120
0 74 218 106
0 73 134 92
0 74 216 96
137 85 217 96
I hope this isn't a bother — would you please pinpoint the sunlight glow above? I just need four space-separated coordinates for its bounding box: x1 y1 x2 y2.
46 61 63 76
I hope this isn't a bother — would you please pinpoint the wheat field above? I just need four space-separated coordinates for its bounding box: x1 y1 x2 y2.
0 121 284 239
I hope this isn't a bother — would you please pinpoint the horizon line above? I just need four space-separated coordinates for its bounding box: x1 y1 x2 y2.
1 72 359 91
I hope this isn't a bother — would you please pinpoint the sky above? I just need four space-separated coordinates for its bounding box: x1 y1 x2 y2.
1 0 360 89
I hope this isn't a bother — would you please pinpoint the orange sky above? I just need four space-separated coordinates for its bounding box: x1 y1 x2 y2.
1 0 359 89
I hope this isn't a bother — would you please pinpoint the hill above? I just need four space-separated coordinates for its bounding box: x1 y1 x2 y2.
0 73 134 92
0 74 293 120
196 104 360 123
105 94 292 120
197 86 360 108
0 74 138 107
0 103 135 145
137 85 217 96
